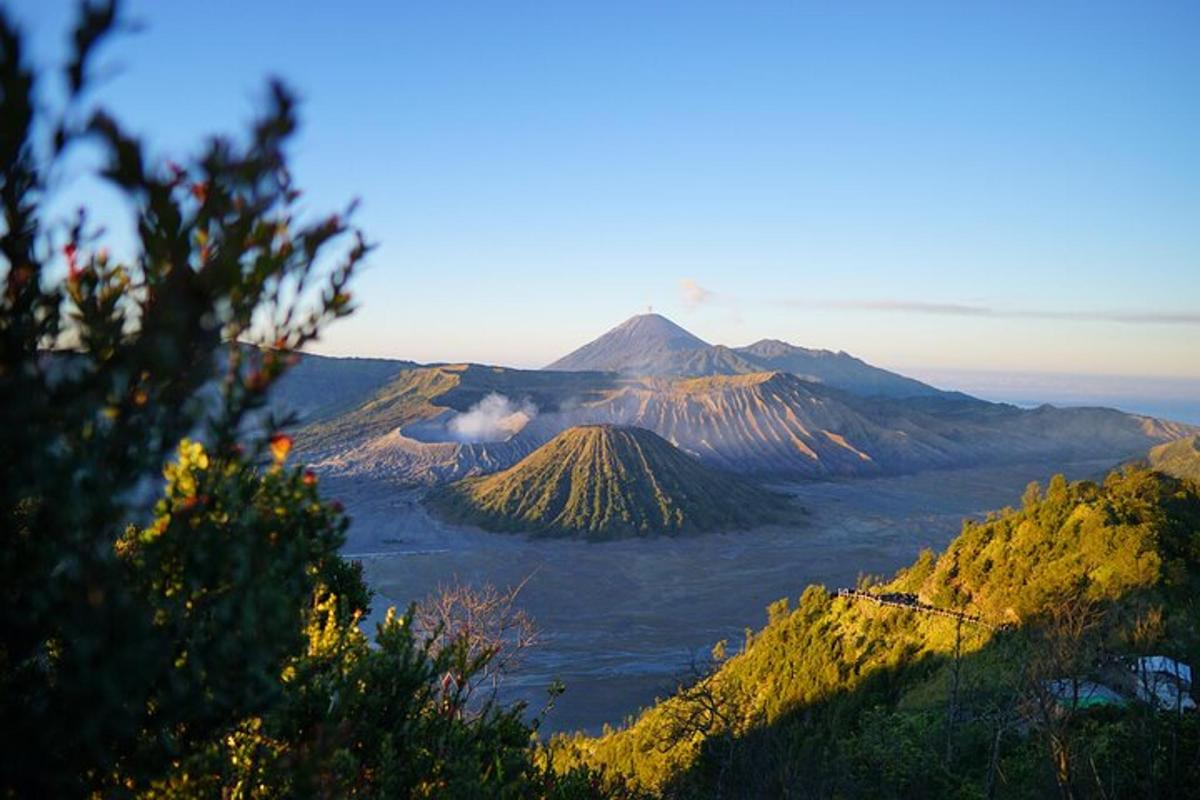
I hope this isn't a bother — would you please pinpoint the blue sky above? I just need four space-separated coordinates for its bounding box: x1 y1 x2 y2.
15 1 1200 388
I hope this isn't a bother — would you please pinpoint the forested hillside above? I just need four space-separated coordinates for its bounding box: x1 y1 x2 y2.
549 467 1200 798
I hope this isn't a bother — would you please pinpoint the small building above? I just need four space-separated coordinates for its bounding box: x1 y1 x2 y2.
1131 656 1196 712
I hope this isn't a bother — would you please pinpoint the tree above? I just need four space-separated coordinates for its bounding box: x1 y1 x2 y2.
0 2 360 791
413 576 540 712
656 644 753 798
0 5 610 797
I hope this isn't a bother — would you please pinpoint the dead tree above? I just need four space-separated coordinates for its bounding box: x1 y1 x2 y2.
413 574 539 712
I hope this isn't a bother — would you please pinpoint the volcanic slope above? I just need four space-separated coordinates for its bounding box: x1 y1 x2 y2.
546 314 761 378
550 373 1196 478
301 364 1196 484
733 338 953 399
1146 434 1200 481
267 351 412 423
546 313 952 399
427 425 793 538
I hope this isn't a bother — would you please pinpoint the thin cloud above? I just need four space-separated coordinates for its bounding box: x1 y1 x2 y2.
679 279 715 310
781 298 1200 325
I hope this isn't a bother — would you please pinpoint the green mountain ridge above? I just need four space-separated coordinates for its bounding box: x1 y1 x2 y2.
427 424 795 538
266 350 413 423
549 466 1200 797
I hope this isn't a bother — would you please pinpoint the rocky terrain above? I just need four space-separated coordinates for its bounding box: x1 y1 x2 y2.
298 362 1193 485
284 315 1195 489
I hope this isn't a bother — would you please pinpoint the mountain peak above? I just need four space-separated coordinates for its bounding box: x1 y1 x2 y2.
427 424 792 538
608 313 709 347
546 315 953 399
732 339 944 398
545 313 716 374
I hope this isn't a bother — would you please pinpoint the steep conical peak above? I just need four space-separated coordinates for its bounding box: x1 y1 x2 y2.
566 313 709 356
545 313 724 374
545 316 953 398
611 313 709 347
428 424 792 538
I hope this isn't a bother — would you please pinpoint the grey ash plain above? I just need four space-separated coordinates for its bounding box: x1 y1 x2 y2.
334 458 1115 735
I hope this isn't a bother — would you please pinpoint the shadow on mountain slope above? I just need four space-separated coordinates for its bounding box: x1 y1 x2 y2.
548 468 1200 799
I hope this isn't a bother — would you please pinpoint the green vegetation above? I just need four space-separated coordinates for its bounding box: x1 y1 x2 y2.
0 7 614 796
1147 434 1200 481
429 425 795 539
549 467 1200 798
7 5 1200 799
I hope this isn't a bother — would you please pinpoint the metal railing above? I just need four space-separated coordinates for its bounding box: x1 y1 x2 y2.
834 588 1009 631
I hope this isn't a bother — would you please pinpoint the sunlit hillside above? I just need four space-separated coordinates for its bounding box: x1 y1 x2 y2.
549 467 1200 797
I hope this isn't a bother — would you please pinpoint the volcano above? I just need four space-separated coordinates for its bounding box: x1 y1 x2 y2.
427 424 794 538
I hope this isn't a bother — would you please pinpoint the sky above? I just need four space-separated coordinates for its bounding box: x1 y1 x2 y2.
13 1 1200 404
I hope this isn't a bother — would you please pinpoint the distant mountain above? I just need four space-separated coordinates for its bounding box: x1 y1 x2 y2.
427 424 793 538
733 339 953 399
546 313 761 377
268 352 412 423
1146 434 1200 481
546 313 951 399
301 363 1196 485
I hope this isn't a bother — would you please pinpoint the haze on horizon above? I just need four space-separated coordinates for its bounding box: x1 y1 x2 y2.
19 1 1200 389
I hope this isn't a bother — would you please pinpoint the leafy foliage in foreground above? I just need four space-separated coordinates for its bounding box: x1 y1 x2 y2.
0 5 617 796
550 468 1200 798
430 424 794 538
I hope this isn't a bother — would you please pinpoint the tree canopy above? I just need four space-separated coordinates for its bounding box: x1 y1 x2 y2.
0 4 620 797
549 468 1200 798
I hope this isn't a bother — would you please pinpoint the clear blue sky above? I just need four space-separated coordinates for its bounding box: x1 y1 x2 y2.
15 0 1200 381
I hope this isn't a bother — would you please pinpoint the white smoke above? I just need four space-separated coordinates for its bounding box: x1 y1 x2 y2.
448 393 537 443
